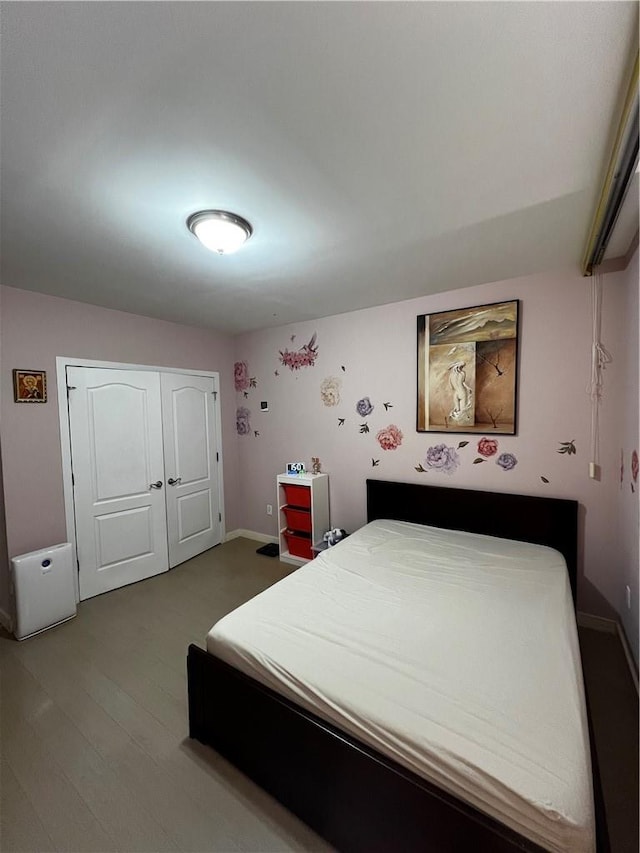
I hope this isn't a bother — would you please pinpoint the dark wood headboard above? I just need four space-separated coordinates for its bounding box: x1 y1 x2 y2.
366 479 578 604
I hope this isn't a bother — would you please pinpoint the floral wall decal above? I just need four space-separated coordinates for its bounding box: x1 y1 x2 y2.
236 406 251 436
620 449 624 484
416 443 460 474
359 422 370 434
235 361 257 393
320 376 341 406
383 402 393 410
473 436 498 464
356 397 374 416
279 332 319 371
338 418 345 426
557 440 576 455
631 450 638 493
541 476 550 484
234 361 249 391
496 452 518 471
478 437 498 457
376 424 403 451
372 458 380 467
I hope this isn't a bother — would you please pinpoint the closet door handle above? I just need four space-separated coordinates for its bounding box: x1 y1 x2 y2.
150 481 163 489
167 477 182 486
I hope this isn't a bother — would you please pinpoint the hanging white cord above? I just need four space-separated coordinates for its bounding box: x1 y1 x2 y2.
588 268 612 467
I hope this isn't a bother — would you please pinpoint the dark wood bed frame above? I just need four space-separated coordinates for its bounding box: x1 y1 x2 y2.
188 479 609 852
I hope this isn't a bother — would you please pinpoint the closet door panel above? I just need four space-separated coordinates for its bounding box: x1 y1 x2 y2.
161 373 221 567
68 367 169 600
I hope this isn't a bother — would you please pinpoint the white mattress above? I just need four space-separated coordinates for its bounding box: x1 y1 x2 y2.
207 519 595 853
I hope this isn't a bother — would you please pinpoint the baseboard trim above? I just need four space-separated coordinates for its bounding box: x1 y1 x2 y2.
616 621 639 694
577 612 617 633
225 529 278 545
0 607 13 634
578 611 639 694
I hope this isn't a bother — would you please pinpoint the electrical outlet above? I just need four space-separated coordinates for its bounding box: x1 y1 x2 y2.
266 504 273 516
626 585 631 610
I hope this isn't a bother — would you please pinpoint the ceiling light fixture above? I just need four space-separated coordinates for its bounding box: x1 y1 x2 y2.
187 210 253 255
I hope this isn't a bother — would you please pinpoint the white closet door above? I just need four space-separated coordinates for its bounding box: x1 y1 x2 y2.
68 367 169 600
161 373 221 568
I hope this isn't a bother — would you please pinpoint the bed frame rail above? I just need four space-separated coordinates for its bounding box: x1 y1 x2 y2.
188 643 547 853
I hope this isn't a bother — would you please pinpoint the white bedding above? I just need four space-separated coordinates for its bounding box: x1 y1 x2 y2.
206 519 595 853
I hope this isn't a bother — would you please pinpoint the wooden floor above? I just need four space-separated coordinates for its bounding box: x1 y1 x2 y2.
579 627 639 853
0 537 637 852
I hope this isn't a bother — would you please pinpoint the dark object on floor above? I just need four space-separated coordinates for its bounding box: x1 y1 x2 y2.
256 542 279 558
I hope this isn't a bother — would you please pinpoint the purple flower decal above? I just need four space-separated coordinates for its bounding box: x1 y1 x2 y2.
236 406 251 436
234 361 250 391
356 397 374 417
496 452 518 471
420 444 460 475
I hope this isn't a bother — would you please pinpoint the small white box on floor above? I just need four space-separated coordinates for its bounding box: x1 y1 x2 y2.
11 543 77 640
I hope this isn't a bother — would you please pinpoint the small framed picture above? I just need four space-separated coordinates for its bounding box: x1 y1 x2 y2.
13 369 47 403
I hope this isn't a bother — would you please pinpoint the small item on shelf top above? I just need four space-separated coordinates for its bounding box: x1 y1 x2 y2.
311 457 321 474
323 528 348 547
286 462 306 475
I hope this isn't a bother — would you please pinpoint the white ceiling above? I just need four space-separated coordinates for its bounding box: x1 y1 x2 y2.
1 1 638 335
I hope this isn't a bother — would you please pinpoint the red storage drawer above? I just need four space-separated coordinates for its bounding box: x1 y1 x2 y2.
281 483 311 508
283 529 313 560
282 506 311 532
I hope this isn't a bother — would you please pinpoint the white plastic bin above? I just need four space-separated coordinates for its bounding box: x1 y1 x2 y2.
11 543 77 640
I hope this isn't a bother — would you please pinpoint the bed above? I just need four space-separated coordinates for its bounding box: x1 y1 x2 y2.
187 479 609 852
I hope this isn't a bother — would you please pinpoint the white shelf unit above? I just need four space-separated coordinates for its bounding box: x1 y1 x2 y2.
277 473 330 566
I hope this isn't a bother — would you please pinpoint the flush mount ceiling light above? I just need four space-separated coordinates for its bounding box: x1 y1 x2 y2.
187 210 253 255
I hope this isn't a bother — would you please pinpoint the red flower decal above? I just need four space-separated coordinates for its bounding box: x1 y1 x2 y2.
234 361 250 391
477 437 498 457
376 424 403 451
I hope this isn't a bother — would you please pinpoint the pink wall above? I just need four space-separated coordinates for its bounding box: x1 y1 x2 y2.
0 287 8 622
0 438 9 625
234 265 636 621
0 287 240 607
606 247 639 662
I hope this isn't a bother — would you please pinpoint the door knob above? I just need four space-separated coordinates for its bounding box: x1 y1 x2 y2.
150 481 163 489
167 477 182 486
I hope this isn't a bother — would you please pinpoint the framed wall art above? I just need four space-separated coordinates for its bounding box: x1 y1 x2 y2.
13 369 47 403
417 300 519 434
